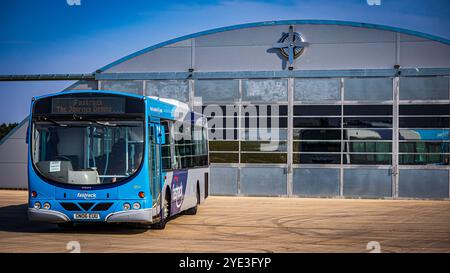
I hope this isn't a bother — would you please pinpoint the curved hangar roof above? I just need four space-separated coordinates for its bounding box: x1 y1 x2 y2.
98 20 450 74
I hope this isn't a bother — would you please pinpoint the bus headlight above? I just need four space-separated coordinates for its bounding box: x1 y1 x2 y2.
43 202 51 210
133 202 141 210
33 202 41 209
123 203 131 210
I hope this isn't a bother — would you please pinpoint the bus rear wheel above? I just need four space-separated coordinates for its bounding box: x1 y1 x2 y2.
185 185 199 215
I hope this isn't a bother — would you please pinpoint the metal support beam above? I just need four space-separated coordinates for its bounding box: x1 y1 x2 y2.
287 77 294 197
95 68 450 81
0 74 95 81
2 67 450 82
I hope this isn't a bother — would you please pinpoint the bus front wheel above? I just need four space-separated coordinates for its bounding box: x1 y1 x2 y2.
151 197 170 230
57 222 74 229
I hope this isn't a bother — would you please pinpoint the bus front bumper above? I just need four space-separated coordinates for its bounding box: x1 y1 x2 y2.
28 208 70 223
28 207 153 224
105 208 153 224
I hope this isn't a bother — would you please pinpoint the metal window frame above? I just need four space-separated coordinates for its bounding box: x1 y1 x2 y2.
396 76 450 199
96 75 450 199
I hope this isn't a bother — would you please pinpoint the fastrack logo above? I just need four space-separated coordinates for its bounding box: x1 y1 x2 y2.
66 0 81 6
77 192 96 199
150 107 163 113
366 0 381 6
172 176 184 208
173 185 183 208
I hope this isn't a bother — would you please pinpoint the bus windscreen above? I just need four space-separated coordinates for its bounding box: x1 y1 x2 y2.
30 93 146 186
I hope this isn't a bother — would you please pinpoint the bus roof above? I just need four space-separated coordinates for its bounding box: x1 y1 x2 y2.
146 96 205 124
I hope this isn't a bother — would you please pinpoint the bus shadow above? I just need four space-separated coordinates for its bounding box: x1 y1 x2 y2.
0 203 148 235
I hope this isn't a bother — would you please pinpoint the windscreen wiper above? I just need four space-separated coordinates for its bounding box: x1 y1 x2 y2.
72 114 117 127
38 116 70 127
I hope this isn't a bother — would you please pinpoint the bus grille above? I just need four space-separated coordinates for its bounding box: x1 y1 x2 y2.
91 203 114 211
60 202 81 211
59 202 113 211
78 202 95 211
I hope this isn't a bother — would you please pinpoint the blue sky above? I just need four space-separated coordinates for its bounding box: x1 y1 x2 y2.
0 0 449 123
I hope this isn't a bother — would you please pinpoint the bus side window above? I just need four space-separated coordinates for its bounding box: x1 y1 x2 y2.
161 120 174 171
174 123 183 169
149 125 154 175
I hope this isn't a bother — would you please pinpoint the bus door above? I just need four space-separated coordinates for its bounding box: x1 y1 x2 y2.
149 122 165 211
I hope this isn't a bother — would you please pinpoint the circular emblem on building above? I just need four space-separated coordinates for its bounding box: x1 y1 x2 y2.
272 26 308 67
278 32 305 59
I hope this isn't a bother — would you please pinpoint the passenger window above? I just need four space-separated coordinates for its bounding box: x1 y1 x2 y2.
161 120 173 171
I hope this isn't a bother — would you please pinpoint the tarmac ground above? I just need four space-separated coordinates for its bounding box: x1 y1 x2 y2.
0 190 449 253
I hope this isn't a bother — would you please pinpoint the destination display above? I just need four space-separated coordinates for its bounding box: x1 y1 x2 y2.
51 97 126 114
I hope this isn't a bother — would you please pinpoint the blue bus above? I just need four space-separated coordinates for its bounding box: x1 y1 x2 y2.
27 90 209 229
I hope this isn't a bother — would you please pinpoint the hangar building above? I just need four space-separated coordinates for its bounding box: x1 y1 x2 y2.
1 20 449 199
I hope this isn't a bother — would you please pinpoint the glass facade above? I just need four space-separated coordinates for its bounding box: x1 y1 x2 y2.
146 80 189 102
101 80 144 94
99 76 450 198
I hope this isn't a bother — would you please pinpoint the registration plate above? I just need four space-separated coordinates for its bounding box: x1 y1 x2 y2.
73 213 100 220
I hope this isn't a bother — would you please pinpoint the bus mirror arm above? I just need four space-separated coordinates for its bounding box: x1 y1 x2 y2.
26 126 29 144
